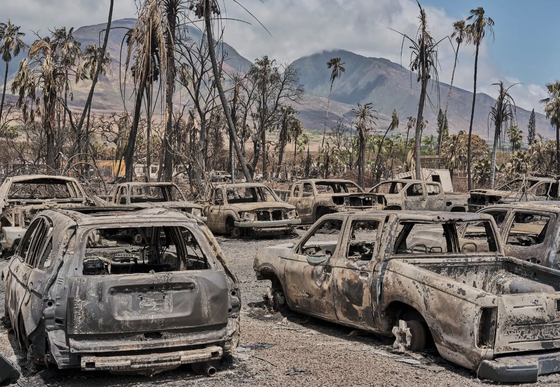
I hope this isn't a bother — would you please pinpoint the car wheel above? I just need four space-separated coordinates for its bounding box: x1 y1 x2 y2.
404 320 427 351
225 218 242 238
266 286 286 312
392 319 428 352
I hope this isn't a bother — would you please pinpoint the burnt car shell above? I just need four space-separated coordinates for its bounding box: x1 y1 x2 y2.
2 207 240 375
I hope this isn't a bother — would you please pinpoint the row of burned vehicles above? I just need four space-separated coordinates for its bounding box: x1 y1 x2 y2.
2 174 560 382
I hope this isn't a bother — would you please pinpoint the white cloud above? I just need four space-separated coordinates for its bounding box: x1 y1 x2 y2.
1 0 546 112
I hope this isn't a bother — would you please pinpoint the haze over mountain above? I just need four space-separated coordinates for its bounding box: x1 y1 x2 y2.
1 19 554 142
291 49 554 140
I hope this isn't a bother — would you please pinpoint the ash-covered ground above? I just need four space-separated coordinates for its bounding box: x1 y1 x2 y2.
1 231 557 386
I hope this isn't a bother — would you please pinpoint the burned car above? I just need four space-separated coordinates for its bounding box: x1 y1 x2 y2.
369 179 468 211
468 176 560 211
202 183 300 237
284 179 376 224
469 202 560 268
254 211 560 382
109 182 205 221
1 207 240 376
0 175 95 255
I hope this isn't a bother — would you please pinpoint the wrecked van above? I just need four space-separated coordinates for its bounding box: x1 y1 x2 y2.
254 210 560 383
1 207 240 376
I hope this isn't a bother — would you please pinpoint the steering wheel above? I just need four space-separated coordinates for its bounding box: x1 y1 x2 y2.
408 244 428 253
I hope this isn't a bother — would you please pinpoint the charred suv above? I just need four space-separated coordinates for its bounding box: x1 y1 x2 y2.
1 208 240 375
285 179 376 224
254 211 560 382
202 183 300 238
369 179 468 211
0 175 96 255
468 177 560 211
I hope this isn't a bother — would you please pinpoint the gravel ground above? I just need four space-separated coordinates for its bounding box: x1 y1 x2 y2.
1 231 559 386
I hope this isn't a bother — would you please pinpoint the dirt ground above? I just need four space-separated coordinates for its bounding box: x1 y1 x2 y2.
1 231 559 386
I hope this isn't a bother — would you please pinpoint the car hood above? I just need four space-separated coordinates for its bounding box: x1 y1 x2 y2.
470 189 510 197
126 201 202 210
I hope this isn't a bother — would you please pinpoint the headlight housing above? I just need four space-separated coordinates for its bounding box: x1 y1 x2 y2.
239 211 256 222
286 209 298 219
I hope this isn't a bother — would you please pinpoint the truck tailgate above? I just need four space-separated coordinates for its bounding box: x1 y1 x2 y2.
495 293 560 353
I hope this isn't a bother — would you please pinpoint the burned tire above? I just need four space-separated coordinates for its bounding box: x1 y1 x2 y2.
404 320 427 351
225 218 242 238
266 285 287 312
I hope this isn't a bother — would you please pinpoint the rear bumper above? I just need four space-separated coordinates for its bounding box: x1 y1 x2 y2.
234 219 301 229
81 345 222 373
478 350 560 383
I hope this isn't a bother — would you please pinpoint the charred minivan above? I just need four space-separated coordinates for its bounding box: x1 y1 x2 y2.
1 207 240 376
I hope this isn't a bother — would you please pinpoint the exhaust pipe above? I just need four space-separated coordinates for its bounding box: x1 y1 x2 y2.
192 361 218 377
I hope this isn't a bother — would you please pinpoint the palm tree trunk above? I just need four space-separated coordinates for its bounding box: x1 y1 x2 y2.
556 122 560 174
373 126 391 185
321 82 333 149
125 68 148 182
0 62 8 126
439 42 460 160
163 7 176 181
204 0 252 182
467 43 480 191
415 74 428 180
490 121 500 188
77 0 113 135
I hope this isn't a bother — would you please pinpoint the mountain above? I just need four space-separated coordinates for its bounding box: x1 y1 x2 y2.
290 49 554 140
1 20 553 142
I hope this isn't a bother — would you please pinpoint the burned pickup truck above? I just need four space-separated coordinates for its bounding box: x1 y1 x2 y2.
0 175 96 255
109 182 205 221
1 207 240 376
369 179 468 212
282 179 376 224
202 183 300 237
254 211 560 382
469 176 560 211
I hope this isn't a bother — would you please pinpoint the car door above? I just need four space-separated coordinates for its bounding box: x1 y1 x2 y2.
205 188 224 232
6 218 42 339
331 215 385 328
404 183 426 210
19 217 54 339
425 183 444 210
282 217 344 320
292 183 313 223
502 210 556 267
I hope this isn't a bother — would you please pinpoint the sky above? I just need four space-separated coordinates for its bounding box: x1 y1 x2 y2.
1 0 557 113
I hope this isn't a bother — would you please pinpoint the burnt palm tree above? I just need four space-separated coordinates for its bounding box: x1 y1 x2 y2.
123 0 167 181
321 57 345 148
440 20 465 156
393 2 442 179
507 125 522 152
540 81 560 174
196 0 252 182
0 21 25 125
465 7 494 190
489 82 517 188
353 102 377 188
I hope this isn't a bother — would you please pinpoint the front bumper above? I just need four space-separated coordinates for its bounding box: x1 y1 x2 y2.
234 219 301 229
478 350 560 383
81 345 222 373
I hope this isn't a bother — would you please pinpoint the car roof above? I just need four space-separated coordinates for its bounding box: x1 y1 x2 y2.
4 174 79 184
39 207 196 227
119 182 178 187
374 179 428 185
324 210 491 222
482 202 560 213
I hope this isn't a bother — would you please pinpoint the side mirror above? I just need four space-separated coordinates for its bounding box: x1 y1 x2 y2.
306 255 328 266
